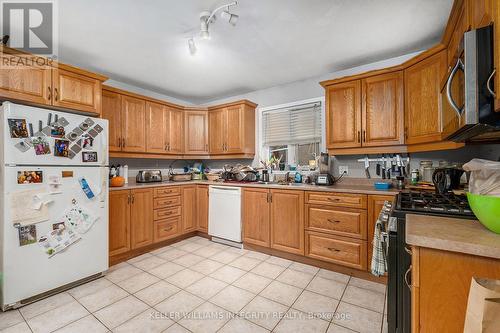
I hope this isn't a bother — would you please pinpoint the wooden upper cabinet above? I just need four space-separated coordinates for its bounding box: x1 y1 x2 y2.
326 80 362 149
146 101 168 154
270 189 305 255
130 188 153 249
167 107 184 154
182 186 197 233
122 95 146 152
0 54 51 105
184 110 208 155
361 71 404 146
102 90 122 152
404 50 447 144
52 69 102 115
109 190 131 257
448 1 470 68
242 188 271 247
208 108 226 154
225 106 243 153
469 0 493 29
196 186 209 232
208 102 256 156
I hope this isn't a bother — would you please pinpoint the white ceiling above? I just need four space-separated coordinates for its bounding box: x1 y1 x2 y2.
58 0 454 104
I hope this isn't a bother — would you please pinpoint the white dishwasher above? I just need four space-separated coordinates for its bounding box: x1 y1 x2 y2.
208 186 242 246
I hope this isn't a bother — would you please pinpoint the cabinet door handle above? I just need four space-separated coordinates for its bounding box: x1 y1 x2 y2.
47 87 52 100
127 194 131 204
363 130 366 143
487 68 496 98
163 226 174 232
357 131 361 143
131 194 135 204
54 87 59 101
205 143 208 151
327 219 341 224
327 197 341 202
122 138 125 148
327 247 341 252
404 265 412 290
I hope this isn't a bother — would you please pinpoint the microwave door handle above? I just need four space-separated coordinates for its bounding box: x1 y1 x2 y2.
487 68 496 98
446 58 465 118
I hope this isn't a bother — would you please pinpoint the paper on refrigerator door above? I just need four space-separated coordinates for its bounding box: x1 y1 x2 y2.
63 203 99 234
10 189 50 225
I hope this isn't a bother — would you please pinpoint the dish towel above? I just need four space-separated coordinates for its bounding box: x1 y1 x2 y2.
371 217 387 276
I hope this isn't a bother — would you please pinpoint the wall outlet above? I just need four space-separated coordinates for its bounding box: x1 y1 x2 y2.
339 166 349 175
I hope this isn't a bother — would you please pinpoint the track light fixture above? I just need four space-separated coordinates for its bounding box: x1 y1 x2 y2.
187 1 239 55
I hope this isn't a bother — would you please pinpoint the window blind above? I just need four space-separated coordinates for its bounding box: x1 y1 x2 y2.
262 102 321 146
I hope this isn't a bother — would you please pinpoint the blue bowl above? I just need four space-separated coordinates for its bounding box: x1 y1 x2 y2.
374 182 392 190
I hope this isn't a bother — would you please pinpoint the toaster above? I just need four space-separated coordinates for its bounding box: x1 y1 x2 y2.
136 170 162 183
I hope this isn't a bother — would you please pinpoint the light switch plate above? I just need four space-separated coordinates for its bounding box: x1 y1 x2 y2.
339 166 349 175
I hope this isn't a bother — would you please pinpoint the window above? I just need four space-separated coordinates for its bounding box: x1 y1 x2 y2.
262 100 323 169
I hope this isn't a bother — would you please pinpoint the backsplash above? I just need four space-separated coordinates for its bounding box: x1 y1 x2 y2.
111 144 500 180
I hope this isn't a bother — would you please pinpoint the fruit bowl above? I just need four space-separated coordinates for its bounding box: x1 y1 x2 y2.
467 192 500 234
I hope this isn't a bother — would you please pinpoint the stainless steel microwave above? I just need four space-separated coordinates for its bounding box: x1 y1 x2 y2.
445 24 500 142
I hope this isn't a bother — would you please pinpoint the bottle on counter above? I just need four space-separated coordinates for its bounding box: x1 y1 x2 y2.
123 165 129 184
294 172 302 183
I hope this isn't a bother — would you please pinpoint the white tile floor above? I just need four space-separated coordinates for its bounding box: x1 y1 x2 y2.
0 236 388 333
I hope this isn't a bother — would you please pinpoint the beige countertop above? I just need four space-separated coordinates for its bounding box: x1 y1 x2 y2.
406 214 500 260
109 178 400 195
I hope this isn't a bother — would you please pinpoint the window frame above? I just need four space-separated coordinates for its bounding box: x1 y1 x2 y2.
258 97 326 169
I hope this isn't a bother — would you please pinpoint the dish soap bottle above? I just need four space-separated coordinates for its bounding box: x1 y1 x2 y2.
294 172 302 183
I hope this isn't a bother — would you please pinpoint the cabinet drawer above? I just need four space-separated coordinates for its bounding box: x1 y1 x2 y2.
306 205 367 240
154 186 181 198
306 231 367 270
154 217 180 242
305 192 367 209
154 206 181 220
154 196 181 209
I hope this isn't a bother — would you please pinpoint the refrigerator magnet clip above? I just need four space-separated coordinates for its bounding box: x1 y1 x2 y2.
78 177 95 199
14 141 31 153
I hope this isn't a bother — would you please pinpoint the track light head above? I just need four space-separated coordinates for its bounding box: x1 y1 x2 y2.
220 10 238 26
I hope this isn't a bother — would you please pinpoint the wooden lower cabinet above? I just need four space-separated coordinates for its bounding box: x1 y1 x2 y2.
182 185 197 232
306 231 367 270
197 185 209 232
411 246 500 332
242 188 271 247
130 188 154 249
154 217 181 242
109 190 131 257
306 205 367 240
270 190 305 255
367 194 395 270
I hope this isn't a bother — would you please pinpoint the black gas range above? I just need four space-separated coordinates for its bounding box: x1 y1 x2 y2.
385 191 475 333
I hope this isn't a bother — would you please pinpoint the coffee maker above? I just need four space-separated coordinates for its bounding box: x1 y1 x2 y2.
315 153 335 185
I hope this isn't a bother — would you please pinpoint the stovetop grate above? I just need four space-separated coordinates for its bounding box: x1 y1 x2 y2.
396 191 474 217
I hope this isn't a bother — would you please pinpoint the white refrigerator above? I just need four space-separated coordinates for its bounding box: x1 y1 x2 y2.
0 102 109 310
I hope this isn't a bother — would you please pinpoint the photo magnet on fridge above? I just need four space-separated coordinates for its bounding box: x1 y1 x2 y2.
17 171 43 184
82 151 97 163
19 225 37 246
50 125 66 138
8 119 29 138
54 139 70 157
32 137 51 155
70 144 82 154
82 134 94 149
